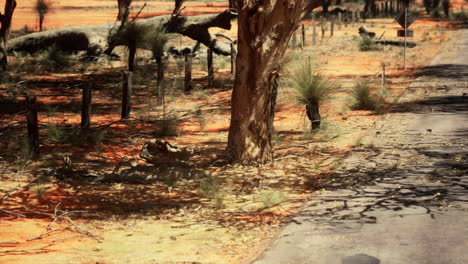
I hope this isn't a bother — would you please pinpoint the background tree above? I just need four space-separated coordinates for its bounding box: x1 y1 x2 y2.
442 0 450 17
35 0 50 32
228 0 238 10
223 0 322 164
0 0 16 70
364 0 377 18
117 0 133 22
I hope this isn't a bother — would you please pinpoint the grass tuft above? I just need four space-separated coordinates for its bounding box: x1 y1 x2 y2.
350 81 379 110
41 45 71 71
357 35 382 51
290 60 337 106
258 190 288 208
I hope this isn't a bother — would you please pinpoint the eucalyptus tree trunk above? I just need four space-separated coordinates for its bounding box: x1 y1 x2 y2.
0 0 17 70
117 0 132 21
224 0 322 164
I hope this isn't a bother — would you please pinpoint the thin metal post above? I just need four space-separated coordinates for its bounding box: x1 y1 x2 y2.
381 63 386 90
404 8 407 70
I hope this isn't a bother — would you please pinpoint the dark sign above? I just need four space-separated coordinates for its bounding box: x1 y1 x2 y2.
397 30 414 37
395 10 418 29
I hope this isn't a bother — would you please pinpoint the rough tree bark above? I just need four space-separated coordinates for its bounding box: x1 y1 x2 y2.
0 0 16 70
223 0 322 164
6 9 238 58
306 103 321 130
117 0 133 22
228 0 238 10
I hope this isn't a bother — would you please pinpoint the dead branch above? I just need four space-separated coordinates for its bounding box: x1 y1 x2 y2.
44 202 103 242
27 227 70 241
0 208 25 218
0 241 19 244
0 236 81 254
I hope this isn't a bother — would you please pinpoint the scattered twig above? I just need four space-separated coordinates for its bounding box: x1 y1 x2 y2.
130 2 147 22
0 236 81 254
45 203 103 242
27 228 70 241
0 208 25 218
0 241 19 245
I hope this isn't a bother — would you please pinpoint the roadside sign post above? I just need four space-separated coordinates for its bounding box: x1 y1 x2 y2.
404 8 407 70
395 9 417 70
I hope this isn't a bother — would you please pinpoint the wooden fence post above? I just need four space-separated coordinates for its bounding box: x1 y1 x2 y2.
26 95 39 155
321 18 325 40
292 29 297 49
330 16 334 37
156 59 165 106
312 16 317 45
121 71 132 119
301 23 306 48
81 82 92 130
207 48 214 88
338 12 342 30
184 54 193 93
381 63 386 90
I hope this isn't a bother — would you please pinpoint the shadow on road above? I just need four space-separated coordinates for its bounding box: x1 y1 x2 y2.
415 64 468 79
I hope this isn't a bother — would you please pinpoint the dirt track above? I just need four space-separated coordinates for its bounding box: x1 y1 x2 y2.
254 29 468 264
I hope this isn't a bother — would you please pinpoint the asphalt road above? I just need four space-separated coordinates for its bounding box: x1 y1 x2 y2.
253 29 468 264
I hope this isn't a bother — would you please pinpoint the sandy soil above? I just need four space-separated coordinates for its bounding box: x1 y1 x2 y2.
1 2 465 264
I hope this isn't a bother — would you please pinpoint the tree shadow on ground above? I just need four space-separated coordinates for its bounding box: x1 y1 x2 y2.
388 94 468 114
414 64 468 80
300 145 468 224
386 63 468 114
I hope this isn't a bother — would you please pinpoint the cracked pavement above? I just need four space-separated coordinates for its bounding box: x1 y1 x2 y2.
253 29 468 264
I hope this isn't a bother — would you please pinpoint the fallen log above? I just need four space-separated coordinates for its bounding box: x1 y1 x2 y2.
358 26 376 38
6 9 238 57
358 26 416 48
375 39 417 48
140 139 193 165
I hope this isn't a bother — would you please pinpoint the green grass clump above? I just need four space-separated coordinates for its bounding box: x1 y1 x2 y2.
46 124 65 142
292 69 337 106
289 59 339 130
41 45 71 70
350 81 379 110
199 175 224 209
258 190 288 208
153 117 180 137
452 9 468 21
357 35 382 51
